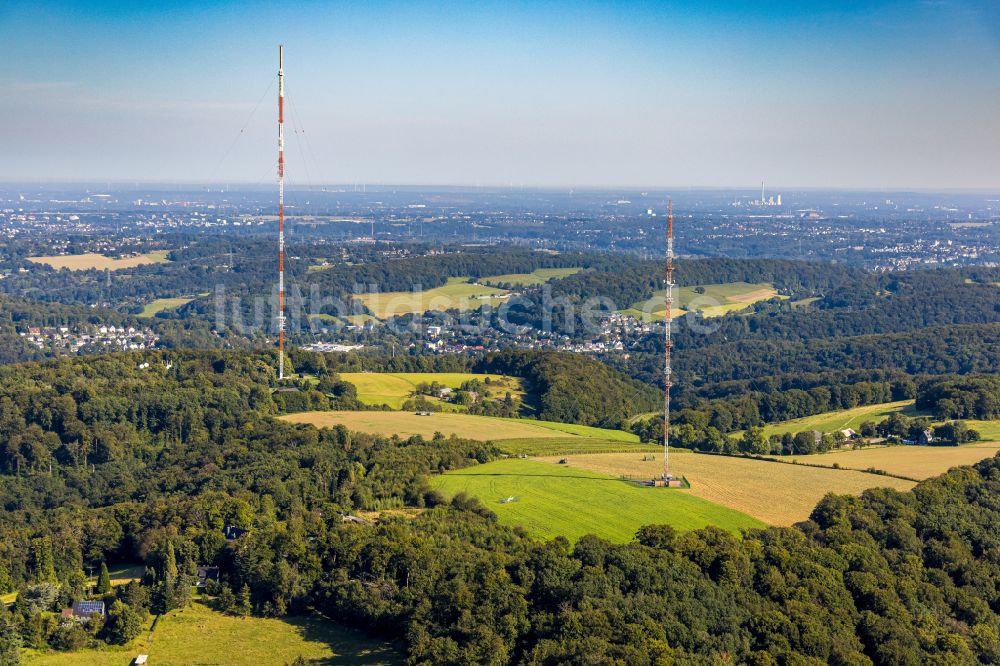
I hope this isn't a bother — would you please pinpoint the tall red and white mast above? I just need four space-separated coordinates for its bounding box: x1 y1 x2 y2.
277 45 286 380
663 200 674 480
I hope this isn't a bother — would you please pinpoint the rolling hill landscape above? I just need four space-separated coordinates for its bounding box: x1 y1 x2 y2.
3 3 1000 662
5 250 1000 665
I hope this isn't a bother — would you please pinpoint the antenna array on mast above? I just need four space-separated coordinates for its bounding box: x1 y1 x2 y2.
663 200 674 480
277 45 286 380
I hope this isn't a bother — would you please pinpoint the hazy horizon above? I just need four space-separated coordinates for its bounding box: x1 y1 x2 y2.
3 181 1000 196
2 0 999 189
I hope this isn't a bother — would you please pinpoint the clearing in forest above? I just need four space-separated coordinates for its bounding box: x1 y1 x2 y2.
22 600 401 665
89 563 144 589
478 267 583 286
279 410 637 442
621 281 783 321
339 372 525 409
534 450 916 526
138 297 194 317
353 277 508 318
431 458 764 542
27 250 171 271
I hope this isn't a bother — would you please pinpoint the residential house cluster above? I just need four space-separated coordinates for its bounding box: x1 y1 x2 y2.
21 324 159 353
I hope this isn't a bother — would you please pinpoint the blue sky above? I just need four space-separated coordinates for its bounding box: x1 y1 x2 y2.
1 0 998 188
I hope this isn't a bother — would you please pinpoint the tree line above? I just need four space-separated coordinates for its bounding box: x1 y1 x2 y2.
917 376 1000 420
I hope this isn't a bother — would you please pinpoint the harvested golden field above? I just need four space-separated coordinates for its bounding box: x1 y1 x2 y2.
28 250 170 271
728 287 780 303
535 450 915 526
777 444 1000 480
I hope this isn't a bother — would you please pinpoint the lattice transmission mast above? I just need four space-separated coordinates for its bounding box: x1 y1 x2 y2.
663 200 674 480
277 45 286 380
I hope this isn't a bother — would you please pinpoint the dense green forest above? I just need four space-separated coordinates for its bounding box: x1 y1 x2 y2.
471 350 661 428
917 375 1000 420
607 323 1000 430
0 352 998 663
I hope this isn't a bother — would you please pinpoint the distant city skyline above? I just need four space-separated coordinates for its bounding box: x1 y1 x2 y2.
1 0 998 189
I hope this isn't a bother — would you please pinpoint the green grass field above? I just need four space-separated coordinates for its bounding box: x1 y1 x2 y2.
23 600 401 665
339 372 525 409
753 400 921 437
961 419 1000 440
479 267 582 286
623 282 784 321
537 449 916 526
353 277 509 319
138 297 194 318
431 459 764 541
27 250 171 271
526 420 640 441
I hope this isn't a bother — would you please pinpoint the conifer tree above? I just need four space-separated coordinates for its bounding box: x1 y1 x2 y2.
163 542 178 581
217 584 236 614
236 584 252 617
0 614 22 666
30 537 56 584
96 562 111 595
